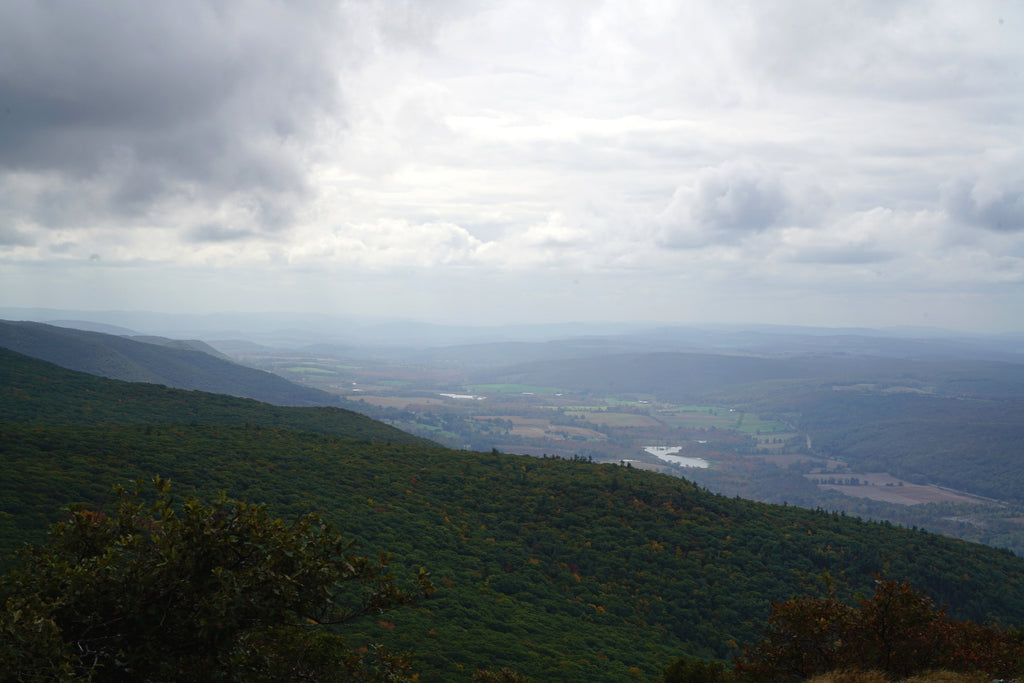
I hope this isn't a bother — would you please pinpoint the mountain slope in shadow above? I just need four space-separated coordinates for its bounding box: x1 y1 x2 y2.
0 320 338 407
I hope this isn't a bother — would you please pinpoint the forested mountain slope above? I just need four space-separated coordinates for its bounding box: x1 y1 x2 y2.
129 334 234 360
0 347 426 442
3 350 1024 681
747 387 1024 503
0 319 339 406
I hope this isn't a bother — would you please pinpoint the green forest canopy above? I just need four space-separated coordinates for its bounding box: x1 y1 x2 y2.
4 348 1024 681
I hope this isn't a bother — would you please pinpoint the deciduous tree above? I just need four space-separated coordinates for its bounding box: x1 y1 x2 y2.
0 477 432 682
733 578 1023 682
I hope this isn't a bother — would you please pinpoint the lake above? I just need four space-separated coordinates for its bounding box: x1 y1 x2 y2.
644 446 709 469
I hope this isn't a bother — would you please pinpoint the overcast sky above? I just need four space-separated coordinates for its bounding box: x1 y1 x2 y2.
2 1 1023 331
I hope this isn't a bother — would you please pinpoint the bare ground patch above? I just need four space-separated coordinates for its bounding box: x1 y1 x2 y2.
806 472 991 506
510 424 606 440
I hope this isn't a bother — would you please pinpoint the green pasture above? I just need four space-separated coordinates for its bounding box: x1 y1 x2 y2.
655 406 790 434
600 397 657 406
283 362 360 372
656 407 735 428
463 384 562 395
736 414 791 434
281 365 338 375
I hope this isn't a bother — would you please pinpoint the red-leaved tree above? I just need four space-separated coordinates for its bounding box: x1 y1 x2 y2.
733 578 1024 682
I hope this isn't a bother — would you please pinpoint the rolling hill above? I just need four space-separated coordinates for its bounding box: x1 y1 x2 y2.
3 349 1024 681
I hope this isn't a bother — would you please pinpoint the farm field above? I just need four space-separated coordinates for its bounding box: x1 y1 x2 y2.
565 411 660 427
348 395 451 409
463 383 561 395
474 415 607 441
753 432 802 451
653 407 790 433
234 346 1024 556
756 452 839 468
805 473 993 506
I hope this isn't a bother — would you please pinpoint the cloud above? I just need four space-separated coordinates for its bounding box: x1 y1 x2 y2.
943 161 1024 233
656 161 822 248
287 219 486 270
745 2 1023 103
0 225 34 247
0 1 345 230
517 214 589 249
186 224 257 244
3 1 1024 332
785 245 896 266
769 204 960 272
691 162 787 233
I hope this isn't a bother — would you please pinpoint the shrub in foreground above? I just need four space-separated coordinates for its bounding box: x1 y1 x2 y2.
0 477 432 682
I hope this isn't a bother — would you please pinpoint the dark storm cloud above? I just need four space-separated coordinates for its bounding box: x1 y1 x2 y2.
0 1 344 228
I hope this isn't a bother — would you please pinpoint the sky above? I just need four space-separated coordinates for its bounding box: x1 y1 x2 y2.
2 1 1023 332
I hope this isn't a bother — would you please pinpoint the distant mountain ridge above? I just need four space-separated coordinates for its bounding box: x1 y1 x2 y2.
0 320 339 407
470 349 1024 402
128 335 234 361
4 307 1023 361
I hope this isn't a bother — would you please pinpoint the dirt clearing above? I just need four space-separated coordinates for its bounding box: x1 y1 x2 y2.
806 472 992 506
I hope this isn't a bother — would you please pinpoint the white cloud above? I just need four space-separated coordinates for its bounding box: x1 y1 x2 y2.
774 207 940 265
3 0 1024 330
287 219 485 270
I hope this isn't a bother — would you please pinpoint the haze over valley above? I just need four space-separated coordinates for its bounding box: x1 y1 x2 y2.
4 312 1024 558
4 2 1024 679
